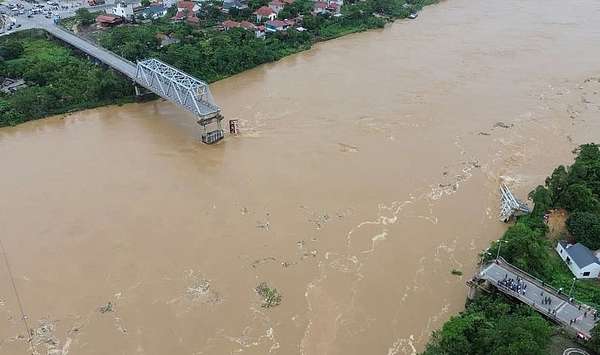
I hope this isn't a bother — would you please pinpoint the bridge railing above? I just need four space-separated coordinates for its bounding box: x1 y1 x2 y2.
485 257 595 310
44 25 137 77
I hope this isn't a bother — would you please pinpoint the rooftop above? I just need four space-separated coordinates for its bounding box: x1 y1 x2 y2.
559 240 600 268
255 6 274 16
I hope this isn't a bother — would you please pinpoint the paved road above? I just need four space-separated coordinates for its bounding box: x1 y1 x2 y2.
480 261 598 338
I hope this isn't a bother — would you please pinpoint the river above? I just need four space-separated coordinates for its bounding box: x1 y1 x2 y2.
2 0 600 353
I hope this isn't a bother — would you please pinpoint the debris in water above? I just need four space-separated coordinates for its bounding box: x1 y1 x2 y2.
256 282 282 308
98 302 113 314
256 221 270 230
31 319 59 348
478 131 491 136
493 122 513 129
337 142 359 153
250 257 277 269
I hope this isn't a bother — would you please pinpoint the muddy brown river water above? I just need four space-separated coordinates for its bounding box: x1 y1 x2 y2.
2 0 600 353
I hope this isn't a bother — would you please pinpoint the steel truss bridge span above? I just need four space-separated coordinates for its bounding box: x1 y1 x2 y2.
135 59 220 121
41 25 223 143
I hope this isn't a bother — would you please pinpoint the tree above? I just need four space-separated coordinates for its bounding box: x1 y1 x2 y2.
589 325 600 354
479 314 552 355
490 223 549 278
0 41 24 60
559 183 600 213
76 8 96 26
141 0 151 6
566 212 600 249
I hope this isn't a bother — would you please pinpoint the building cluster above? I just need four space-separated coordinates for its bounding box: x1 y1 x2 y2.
95 0 344 38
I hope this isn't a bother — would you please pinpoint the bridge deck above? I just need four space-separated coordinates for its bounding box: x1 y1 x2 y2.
42 24 137 79
478 259 598 338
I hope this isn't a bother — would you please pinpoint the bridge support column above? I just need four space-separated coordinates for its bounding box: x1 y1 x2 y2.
198 114 225 144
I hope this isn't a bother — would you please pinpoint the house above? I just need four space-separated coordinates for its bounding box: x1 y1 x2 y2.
326 2 339 14
141 4 168 19
223 0 248 12
111 2 135 20
176 1 199 14
556 241 600 279
265 19 288 32
239 21 265 38
254 6 276 22
312 1 327 14
239 20 256 30
96 14 123 26
222 19 240 30
268 0 285 14
173 1 199 23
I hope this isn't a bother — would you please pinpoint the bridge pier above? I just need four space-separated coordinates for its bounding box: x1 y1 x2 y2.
198 114 225 144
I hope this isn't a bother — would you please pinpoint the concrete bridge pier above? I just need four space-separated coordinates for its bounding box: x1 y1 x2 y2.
198 114 225 144
466 279 482 301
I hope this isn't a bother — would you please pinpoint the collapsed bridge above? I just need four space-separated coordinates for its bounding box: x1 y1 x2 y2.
43 24 224 144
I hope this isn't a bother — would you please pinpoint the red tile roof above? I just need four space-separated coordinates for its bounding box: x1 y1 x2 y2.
177 1 195 11
96 14 121 23
254 6 274 16
266 19 286 27
222 19 240 28
313 1 327 9
239 20 256 30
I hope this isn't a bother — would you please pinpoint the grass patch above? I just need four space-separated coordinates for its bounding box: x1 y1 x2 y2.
256 282 282 308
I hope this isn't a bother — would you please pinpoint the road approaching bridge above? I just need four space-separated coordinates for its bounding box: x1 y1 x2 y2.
472 258 598 339
23 24 224 143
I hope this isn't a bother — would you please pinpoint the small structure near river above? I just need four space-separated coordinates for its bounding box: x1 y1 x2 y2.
0 78 27 94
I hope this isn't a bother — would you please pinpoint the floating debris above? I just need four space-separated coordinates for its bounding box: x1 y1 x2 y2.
250 257 277 269
493 122 513 129
31 319 58 348
185 278 222 304
98 302 113 314
256 282 282 308
478 131 491 136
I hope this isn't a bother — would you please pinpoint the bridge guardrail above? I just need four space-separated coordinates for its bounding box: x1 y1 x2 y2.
486 257 595 310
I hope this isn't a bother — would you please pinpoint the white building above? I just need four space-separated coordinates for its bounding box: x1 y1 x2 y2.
556 240 600 279
111 2 135 19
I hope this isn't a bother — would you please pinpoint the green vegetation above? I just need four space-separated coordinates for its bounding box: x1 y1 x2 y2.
75 8 97 26
451 269 463 276
424 144 600 354
567 212 600 250
423 293 553 355
96 0 436 83
0 31 134 127
256 282 282 308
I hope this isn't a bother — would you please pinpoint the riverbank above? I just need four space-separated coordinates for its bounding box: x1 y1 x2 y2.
423 144 600 355
0 0 437 126
0 30 135 127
